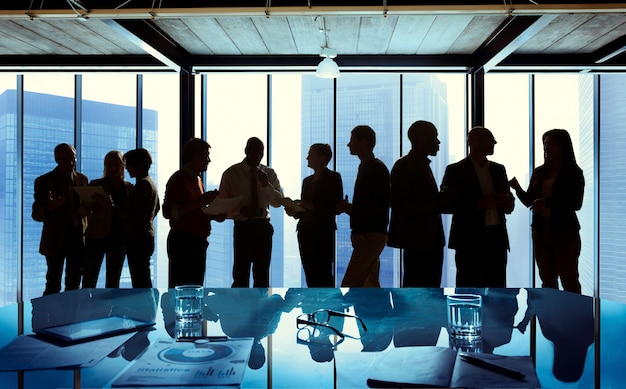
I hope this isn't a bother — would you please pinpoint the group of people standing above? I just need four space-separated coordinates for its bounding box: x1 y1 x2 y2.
33 144 159 295
32 120 584 295
286 121 584 293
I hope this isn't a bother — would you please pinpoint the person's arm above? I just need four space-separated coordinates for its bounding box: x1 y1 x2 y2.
259 167 284 208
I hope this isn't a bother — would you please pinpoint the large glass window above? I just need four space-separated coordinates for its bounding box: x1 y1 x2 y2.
535 74 594 296
599 74 626 303
22 74 75 301
484 73 532 288
335 73 400 287
144 73 180 289
81 74 138 288
0 75 17 306
205 74 268 287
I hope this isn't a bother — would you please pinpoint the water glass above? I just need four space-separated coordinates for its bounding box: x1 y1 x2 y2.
446 293 482 338
175 285 204 322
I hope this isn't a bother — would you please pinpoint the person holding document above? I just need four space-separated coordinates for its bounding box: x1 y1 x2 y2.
285 143 343 287
218 137 284 287
162 138 225 287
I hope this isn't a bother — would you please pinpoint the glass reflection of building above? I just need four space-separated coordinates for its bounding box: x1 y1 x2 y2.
0 90 157 302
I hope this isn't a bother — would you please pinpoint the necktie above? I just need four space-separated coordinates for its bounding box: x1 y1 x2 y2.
250 168 259 212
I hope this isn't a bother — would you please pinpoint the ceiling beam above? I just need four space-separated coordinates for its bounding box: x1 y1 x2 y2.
594 35 626 64
102 19 192 73
4 3 626 20
0 54 168 71
191 54 470 72
471 14 557 73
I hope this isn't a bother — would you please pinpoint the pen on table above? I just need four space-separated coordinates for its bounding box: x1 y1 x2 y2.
176 336 228 342
459 353 526 382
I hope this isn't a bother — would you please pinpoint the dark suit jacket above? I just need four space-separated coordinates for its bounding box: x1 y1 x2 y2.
296 168 343 232
440 157 514 250
32 168 88 256
388 151 444 250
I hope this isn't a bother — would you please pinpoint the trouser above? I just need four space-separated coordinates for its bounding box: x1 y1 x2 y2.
232 219 273 287
341 232 387 288
402 246 444 287
167 230 209 288
455 225 507 288
82 236 126 288
126 236 154 288
298 228 335 287
533 226 581 293
43 226 84 296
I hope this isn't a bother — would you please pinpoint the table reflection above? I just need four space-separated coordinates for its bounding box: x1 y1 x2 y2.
0 286 619 388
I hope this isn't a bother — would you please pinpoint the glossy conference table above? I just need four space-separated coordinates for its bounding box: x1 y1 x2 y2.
0 287 625 389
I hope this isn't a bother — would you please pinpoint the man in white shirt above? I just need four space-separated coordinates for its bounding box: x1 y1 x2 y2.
440 126 514 287
218 137 283 287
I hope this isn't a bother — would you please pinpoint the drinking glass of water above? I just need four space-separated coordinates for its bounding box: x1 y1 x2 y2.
446 293 482 338
175 285 204 322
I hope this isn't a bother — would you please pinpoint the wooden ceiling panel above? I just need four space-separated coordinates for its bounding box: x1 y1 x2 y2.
550 14 626 54
176 17 240 55
515 14 592 54
387 15 435 55
218 17 268 55
6 20 79 54
154 19 210 55
252 16 298 55
448 15 506 55
356 16 398 55
324 16 360 56
417 15 474 54
288 15 325 55
0 27 49 55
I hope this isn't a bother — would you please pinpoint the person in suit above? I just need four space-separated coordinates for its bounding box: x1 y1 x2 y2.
509 129 584 293
32 143 89 295
82 150 133 288
336 125 390 288
440 126 514 287
388 120 446 287
218 137 284 287
286 143 344 287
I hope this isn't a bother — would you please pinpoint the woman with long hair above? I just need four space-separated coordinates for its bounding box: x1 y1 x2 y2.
82 150 133 288
510 129 585 293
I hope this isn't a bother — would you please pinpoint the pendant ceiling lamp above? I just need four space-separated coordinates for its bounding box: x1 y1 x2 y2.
316 47 340 79
315 16 339 79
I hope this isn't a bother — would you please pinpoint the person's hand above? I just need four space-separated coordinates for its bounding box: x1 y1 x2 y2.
284 206 296 217
200 190 219 206
509 177 521 191
299 199 313 210
335 197 351 214
531 197 547 212
46 191 65 210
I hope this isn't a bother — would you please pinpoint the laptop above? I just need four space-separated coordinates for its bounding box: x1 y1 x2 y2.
33 316 155 344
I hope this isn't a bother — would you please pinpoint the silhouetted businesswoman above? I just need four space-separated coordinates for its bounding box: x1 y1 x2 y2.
441 126 514 287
